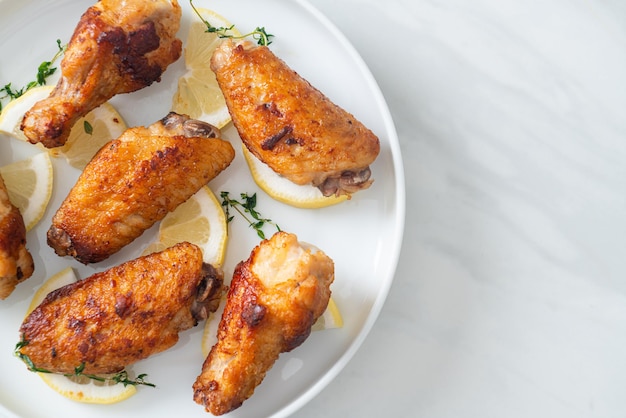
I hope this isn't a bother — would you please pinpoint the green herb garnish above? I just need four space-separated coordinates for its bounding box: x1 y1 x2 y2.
83 120 93 135
14 339 155 388
0 39 66 112
190 0 274 46
220 191 280 239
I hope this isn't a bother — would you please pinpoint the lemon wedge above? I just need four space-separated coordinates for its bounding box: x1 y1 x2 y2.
242 145 349 209
24 267 138 404
0 85 127 170
0 152 53 231
143 185 228 267
171 8 239 128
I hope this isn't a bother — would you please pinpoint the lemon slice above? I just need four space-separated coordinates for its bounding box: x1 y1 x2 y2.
38 373 137 405
311 297 344 332
24 267 138 404
0 85 127 170
0 152 53 231
53 103 127 170
25 267 77 316
242 146 348 209
143 185 228 267
0 86 53 145
171 9 240 128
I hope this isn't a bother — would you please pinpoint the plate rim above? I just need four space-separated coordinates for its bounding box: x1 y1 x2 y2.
274 1 406 416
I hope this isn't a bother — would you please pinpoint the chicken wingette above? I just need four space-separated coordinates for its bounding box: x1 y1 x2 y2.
0 173 34 300
193 231 334 415
48 112 235 264
21 0 182 148
211 39 380 198
17 242 223 376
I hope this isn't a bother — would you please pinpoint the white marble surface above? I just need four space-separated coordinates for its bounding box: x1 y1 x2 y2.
297 0 626 417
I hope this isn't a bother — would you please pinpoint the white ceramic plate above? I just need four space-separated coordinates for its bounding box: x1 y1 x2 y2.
0 0 404 416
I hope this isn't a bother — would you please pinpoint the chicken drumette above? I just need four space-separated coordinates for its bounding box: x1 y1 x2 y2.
21 0 183 148
193 231 334 415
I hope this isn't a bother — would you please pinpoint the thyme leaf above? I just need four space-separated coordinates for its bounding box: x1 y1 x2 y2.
190 0 274 46
84 120 94 135
220 191 281 239
14 339 155 387
0 39 66 112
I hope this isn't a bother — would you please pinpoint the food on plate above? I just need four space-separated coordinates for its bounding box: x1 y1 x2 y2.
39 371 141 404
172 8 241 128
211 39 380 200
25 267 77 317
241 145 348 208
193 231 334 415
0 86 55 144
17 242 224 376
142 185 228 267
0 85 128 169
54 100 128 170
0 173 34 300
0 152 53 232
201 294 343 358
21 0 183 148
23 267 144 404
48 112 235 264
22 267 141 404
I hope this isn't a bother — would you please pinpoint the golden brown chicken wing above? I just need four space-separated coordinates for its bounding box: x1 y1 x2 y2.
0 173 34 300
18 242 223 376
21 0 182 148
211 39 380 198
48 112 235 264
193 231 334 415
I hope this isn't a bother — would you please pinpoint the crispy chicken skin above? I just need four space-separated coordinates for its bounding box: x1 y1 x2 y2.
0 174 34 300
48 112 235 264
211 40 380 198
193 231 334 415
18 242 224 375
21 0 182 148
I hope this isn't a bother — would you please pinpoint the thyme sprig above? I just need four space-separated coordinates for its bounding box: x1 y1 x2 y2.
220 191 280 239
0 39 66 112
14 339 155 387
190 0 274 46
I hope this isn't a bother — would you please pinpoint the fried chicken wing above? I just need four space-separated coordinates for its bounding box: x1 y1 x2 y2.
18 242 223 375
21 0 182 148
193 231 334 415
48 112 235 264
0 174 34 300
211 40 380 198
